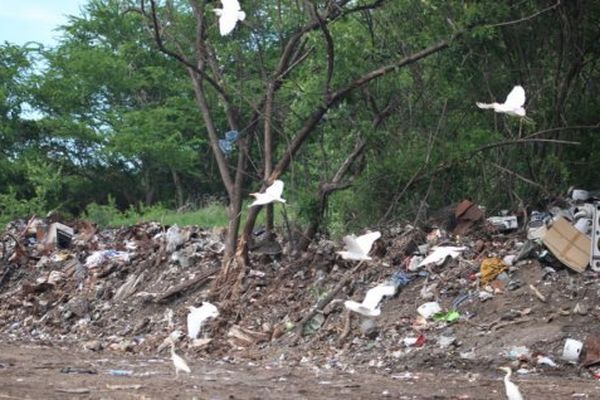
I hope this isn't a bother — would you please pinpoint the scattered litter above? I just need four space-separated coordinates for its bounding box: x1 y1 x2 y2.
505 346 532 361
219 130 239 157
543 217 590 273
108 369 133 376
583 336 600 367
60 367 98 374
480 258 508 285
536 355 558 368
433 310 460 323
487 215 518 231
438 335 456 348
453 199 484 235
562 338 583 363
403 334 426 347
85 250 131 269
106 384 143 390
478 291 494 301
417 302 442 319
0 188 599 390
45 222 74 248
166 225 186 253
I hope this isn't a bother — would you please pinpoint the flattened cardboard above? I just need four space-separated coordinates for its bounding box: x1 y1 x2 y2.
543 217 590 273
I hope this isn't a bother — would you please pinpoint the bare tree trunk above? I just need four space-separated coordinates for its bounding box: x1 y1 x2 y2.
143 168 155 206
170 168 184 208
297 138 366 251
264 82 275 233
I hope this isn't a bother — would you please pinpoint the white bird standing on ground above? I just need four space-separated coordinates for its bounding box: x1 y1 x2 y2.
170 341 191 378
344 283 396 317
213 0 246 36
476 85 526 117
337 231 381 260
248 180 286 207
499 367 524 400
187 302 219 339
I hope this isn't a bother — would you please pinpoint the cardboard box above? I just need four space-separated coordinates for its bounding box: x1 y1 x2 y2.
543 217 590 273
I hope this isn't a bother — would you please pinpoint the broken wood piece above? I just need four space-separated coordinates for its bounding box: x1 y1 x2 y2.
227 325 269 347
492 317 532 332
338 309 352 342
529 284 546 302
155 268 218 303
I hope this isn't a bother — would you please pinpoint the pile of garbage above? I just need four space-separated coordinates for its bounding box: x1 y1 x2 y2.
2 188 600 380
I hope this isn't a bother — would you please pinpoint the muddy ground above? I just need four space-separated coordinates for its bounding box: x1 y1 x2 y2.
1 344 599 399
2 219 600 399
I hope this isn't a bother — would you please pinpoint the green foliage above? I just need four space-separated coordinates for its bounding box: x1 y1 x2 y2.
0 160 63 225
0 188 44 226
83 195 122 227
1 0 599 235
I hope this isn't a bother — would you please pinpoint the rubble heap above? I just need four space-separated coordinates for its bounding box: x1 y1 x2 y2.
2 188 600 380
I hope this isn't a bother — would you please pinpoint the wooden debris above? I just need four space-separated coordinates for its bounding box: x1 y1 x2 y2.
227 325 270 347
155 268 218 303
529 284 546 303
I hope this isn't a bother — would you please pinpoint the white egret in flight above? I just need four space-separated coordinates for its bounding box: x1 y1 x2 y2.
476 85 526 117
187 302 219 339
213 0 246 36
344 283 396 317
248 180 286 207
337 231 381 260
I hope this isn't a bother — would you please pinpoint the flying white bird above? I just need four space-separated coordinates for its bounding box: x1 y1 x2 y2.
344 283 396 317
187 302 219 339
337 231 381 260
170 341 191 377
213 0 246 36
476 85 526 117
499 367 524 400
248 180 286 208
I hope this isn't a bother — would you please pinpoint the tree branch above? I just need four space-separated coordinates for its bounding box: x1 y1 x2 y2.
145 0 227 98
484 0 562 29
308 1 335 94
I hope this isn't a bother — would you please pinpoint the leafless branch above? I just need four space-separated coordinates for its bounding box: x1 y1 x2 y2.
471 138 580 154
490 162 549 194
308 1 335 94
484 0 561 29
523 124 600 139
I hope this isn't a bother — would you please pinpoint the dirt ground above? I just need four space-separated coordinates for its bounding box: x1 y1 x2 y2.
1 344 598 400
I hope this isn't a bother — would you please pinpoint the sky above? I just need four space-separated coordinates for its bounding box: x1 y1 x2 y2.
0 0 86 47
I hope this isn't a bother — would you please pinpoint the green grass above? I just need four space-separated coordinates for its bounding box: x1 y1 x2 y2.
84 200 295 229
109 203 230 228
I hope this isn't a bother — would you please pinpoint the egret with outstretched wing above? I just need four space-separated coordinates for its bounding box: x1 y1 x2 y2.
337 231 381 260
213 0 246 36
344 283 396 317
476 85 526 117
248 180 286 207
